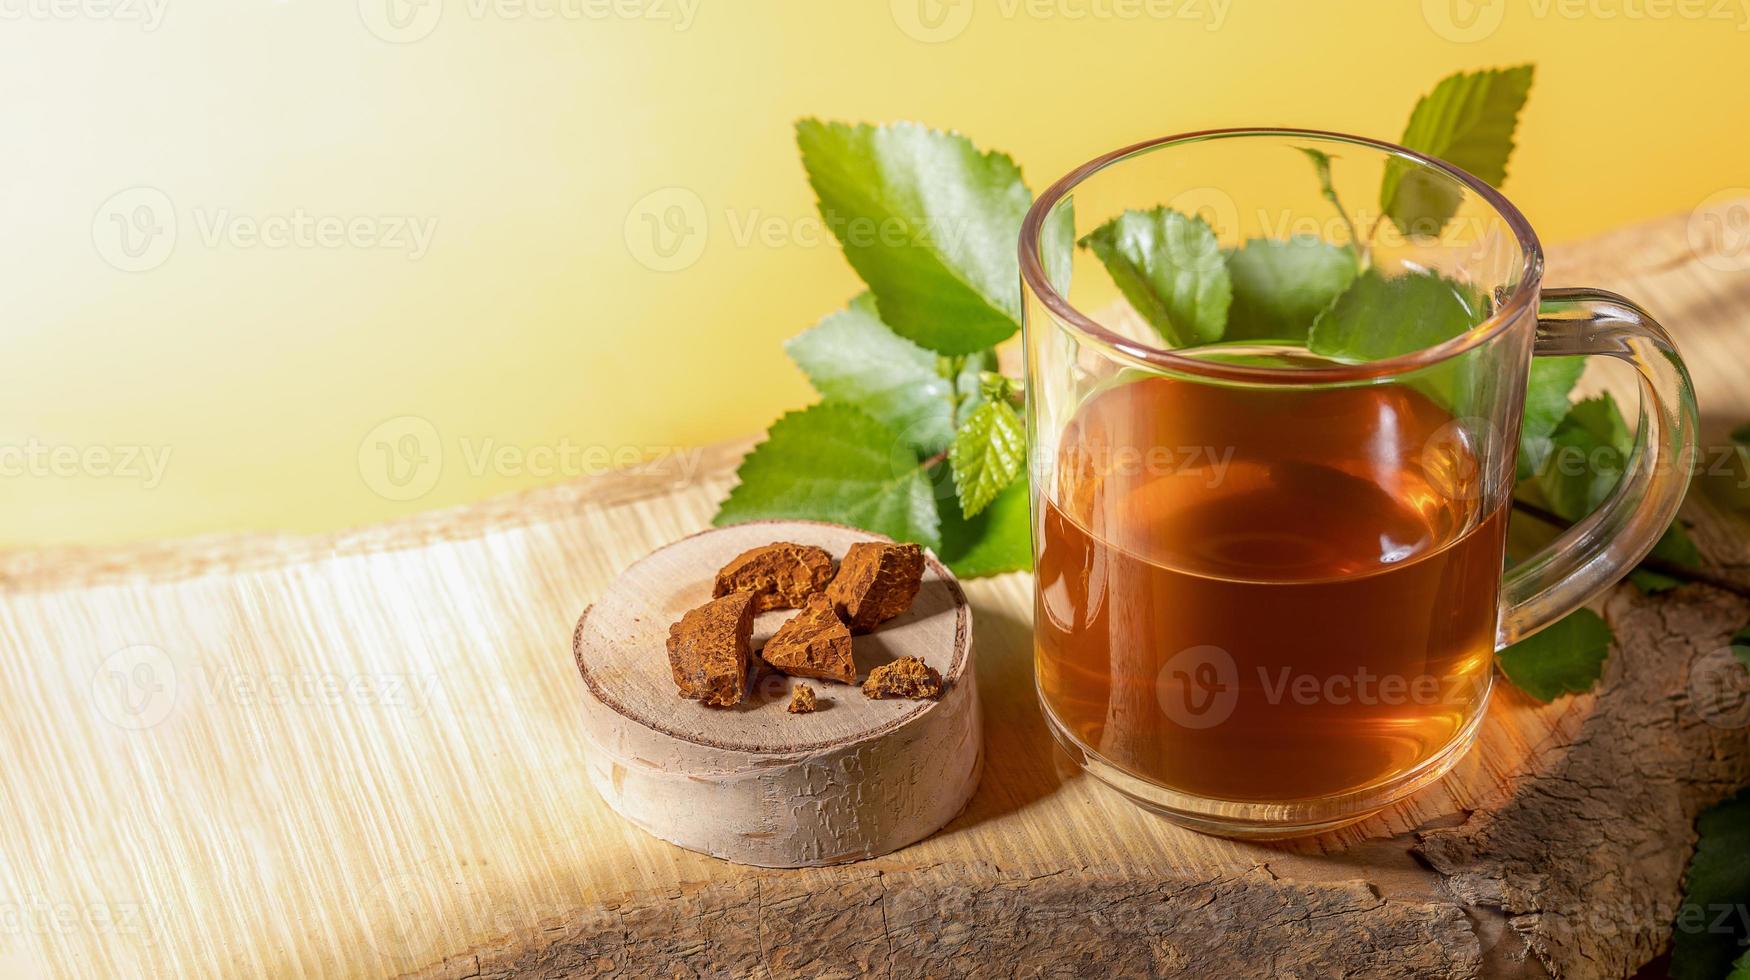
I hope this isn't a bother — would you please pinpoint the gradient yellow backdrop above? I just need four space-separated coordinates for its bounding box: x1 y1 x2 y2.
3 0 1745 547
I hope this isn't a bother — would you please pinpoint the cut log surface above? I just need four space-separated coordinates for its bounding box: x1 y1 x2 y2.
0 205 1747 979
573 521 980 868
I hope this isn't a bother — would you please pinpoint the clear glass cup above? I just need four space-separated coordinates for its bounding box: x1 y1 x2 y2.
1018 129 1697 838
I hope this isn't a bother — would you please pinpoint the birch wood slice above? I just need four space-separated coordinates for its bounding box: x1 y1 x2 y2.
572 520 980 868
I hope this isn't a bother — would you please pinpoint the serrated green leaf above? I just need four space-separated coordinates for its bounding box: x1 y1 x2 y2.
951 351 996 427
949 399 1026 518
785 294 965 455
1496 607 1613 702
796 119 1032 355
1517 356 1587 481
1530 393 1700 592
714 402 941 549
1078 207 1231 347
1672 787 1750 980
1629 522 1703 593
1040 197 1076 295
1224 236 1358 342
937 469 1032 577
1307 268 1484 405
1308 268 1481 362
1536 394 1633 522
1384 65 1535 237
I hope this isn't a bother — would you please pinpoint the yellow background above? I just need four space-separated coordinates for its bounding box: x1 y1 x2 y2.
3 0 1746 547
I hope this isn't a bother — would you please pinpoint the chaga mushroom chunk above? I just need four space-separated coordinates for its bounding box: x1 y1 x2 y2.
862 656 943 701
826 541 924 632
712 542 836 613
786 683 819 714
665 592 754 707
761 594 855 684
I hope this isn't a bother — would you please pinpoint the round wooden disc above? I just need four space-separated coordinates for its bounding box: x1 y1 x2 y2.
572 520 980 868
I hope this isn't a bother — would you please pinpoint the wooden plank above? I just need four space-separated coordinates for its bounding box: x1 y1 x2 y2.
0 204 1746 979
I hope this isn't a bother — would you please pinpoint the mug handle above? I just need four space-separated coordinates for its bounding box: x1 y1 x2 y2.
1497 287 1700 647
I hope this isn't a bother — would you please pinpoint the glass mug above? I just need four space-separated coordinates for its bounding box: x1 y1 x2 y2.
1018 129 1697 838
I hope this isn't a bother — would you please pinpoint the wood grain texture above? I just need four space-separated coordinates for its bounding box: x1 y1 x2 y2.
574 521 981 868
0 204 1746 979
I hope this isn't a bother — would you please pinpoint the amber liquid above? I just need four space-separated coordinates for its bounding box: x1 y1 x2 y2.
1035 374 1506 804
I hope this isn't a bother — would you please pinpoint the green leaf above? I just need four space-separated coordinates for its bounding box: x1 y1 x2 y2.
1672 787 1750 980
1078 207 1232 347
1517 356 1587 481
1298 146 1362 249
1535 394 1633 522
796 119 1033 355
1734 622 1750 673
1629 522 1703 594
937 470 1032 577
1223 236 1358 342
949 398 1026 518
950 351 997 428
1040 197 1076 295
715 402 941 549
1495 607 1613 702
1731 949 1750 980
1531 393 1701 593
1384 65 1535 237
1308 269 1481 363
1307 268 1483 404
1300 147 1339 211
785 294 967 455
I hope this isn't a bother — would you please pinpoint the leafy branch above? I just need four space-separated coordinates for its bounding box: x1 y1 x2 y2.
714 67 1720 707
711 70 1750 958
